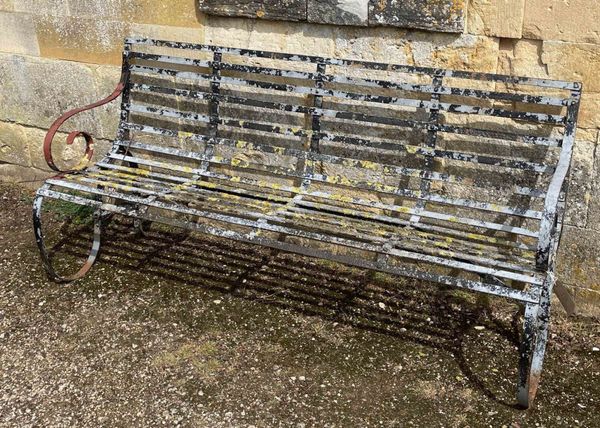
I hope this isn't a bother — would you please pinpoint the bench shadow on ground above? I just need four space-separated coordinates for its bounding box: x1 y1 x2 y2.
49 217 525 409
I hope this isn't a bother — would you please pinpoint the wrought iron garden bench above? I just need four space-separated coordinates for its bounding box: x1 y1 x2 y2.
33 38 581 408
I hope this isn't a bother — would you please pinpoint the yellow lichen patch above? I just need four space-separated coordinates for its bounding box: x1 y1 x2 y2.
405 145 419 155
359 160 379 171
199 181 217 189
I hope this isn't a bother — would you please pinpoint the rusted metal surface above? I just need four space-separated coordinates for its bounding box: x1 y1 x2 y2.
43 78 128 172
33 38 582 408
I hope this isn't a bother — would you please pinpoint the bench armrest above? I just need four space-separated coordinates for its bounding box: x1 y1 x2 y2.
43 77 127 172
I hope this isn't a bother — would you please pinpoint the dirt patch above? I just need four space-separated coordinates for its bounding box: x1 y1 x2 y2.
0 183 599 427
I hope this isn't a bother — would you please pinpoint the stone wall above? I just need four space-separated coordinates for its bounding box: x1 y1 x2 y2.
0 0 598 310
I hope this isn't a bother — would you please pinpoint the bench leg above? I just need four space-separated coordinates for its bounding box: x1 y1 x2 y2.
33 191 103 283
516 274 554 408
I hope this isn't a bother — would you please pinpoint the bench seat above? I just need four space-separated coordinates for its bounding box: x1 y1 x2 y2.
42 162 543 288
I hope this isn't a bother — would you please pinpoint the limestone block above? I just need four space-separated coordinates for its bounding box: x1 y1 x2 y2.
0 1 13 12
541 41 600 94
0 54 113 140
68 0 203 28
0 12 40 56
578 93 600 130
333 26 412 63
0 121 31 167
333 30 498 90
13 0 69 16
587 136 600 232
90 65 123 141
199 0 307 22
0 164 49 188
467 0 524 39
308 0 369 26
36 16 128 65
24 123 114 172
205 16 336 57
129 23 204 44
564 140 595 228
410 33 498 72
523 0 600 45
497 39 547 79
368 0 465 33
556 225 600 294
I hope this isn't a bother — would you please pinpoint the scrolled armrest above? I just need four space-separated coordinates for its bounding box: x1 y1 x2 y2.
43 80 127 172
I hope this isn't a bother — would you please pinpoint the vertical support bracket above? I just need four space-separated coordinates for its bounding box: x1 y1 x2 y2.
116 42 133 145
410 70 443 224
198 51 222 175
302 62 326 190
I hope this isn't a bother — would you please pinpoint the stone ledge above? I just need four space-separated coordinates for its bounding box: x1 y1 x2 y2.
199 0 465 32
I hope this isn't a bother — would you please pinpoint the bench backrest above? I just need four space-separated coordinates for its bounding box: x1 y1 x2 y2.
111 38 581 267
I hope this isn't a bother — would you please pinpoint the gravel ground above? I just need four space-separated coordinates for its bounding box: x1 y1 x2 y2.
0 183 599 427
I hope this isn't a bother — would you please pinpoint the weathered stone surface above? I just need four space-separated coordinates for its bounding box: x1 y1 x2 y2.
557 225 600 295
0 0 13 12
0 54 114 140
13 0 69 16
497 39 547 79
0 12 40 56
541 41 600 94
368 0 465 33
333 26 412 63
410 33 498 72
126 0 202 27
205 16 336 56
129 23 204 44
36 16 127 65
334 29 498 74
68 0 202 28
23 123 114 172
587 135 600 232
90 65 123 142
0 164 49 188
199 0 307 22
578 93 600 130
564 140 595 228
308 0 369 26
523 0 600 45
0 121 31 167
467 0 524 39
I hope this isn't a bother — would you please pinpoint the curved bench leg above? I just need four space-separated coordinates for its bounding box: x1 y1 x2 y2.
517 274 555 408
33 191 103 283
